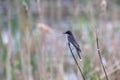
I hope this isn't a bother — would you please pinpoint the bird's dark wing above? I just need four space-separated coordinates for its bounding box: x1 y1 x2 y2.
68 35 80 50
68 35 82 60
76 49 82 59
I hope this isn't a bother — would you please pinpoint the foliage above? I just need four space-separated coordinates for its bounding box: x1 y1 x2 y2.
83 57 91 79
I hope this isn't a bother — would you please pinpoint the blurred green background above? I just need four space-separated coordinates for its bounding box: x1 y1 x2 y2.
0 0 120 80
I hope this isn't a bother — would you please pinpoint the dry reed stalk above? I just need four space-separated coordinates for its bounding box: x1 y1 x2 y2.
14 0 27 79
37 23 53 80
35 0 48 78
95 31 109 80
37 23 53 34
6 0 12 80
14 0 34 80
22 2 34 80
68 43 85 80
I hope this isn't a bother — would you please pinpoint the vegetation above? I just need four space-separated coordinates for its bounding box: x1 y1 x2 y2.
0 0 120 80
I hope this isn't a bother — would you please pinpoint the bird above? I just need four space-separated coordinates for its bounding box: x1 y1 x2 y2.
64 30 82 60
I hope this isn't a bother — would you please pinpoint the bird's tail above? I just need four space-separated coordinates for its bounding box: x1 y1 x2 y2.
77 49 82 61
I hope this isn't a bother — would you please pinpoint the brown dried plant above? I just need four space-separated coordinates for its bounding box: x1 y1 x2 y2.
95 31 109 80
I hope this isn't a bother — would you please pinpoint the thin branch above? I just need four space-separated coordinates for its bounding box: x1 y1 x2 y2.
68 43 85 80
95 31 109 80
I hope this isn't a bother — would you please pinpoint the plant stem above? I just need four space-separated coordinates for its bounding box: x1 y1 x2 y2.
95 31 109 80
68 43 85 80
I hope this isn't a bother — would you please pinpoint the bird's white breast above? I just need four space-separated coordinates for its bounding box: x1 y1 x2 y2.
65 34 68 43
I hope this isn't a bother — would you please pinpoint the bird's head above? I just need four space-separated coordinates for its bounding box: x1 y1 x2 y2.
64 30 72 35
